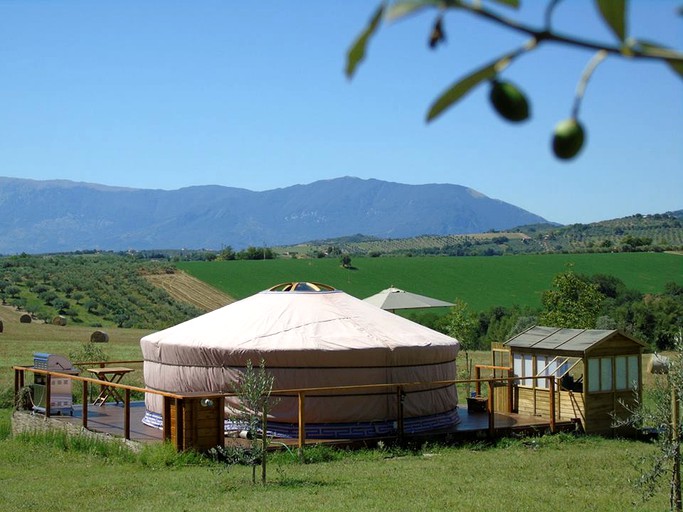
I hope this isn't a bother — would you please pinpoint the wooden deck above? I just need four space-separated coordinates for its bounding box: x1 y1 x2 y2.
54 402 578 447
64 402 161 442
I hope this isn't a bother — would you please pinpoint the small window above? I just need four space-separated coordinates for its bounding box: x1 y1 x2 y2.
628 355 639 389
513 353 534 387
587 357 614 392
615 356 627 390
600 357 612 391
513 353 523 382
615 355 640 391
524 355 533 387
588 358 600 392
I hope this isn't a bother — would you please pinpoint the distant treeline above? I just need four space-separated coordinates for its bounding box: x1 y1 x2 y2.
275 212 683 259
410 273 683 352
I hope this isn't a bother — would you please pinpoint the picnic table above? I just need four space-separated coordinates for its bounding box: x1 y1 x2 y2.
87 367 134 406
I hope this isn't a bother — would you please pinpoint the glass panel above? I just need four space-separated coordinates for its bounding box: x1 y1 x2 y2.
615 356 627 390
628 355 639 389
536 356 546 375
588 358 600 392
601 357 613 391
547 358 558 376
536 356 547 388
513 353 522 378
524 355 533 387
514 353 527 386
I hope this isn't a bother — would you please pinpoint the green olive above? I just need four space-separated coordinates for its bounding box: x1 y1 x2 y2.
489 80 530 122
552 119 585 160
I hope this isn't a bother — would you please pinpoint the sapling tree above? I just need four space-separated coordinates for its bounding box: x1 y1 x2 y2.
346 0 683 160
616 346 683 511
444 299 478 394
231 359 277 485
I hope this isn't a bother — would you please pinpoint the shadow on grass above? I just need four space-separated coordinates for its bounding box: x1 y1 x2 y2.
274 477 333 489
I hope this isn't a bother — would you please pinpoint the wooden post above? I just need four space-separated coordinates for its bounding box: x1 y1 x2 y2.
14 368 21 395
298 391 306 459
162 396 172 442
506 369 513 413
672 384 681 511
549 376 556 434
124 388 131 440
487 380 495 437
475 366 482 396
175 398 184 451
82 381 89 430
45 373 52 418
261 403 267 485
396 386 405 445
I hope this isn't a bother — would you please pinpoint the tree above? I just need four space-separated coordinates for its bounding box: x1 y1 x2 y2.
340 254 352 268
444 299 478 392
230 359 277 485
347 1 683 160
6 285 21 299
507 315 538 338
217 246 236 261
540 268 604 328
615 295 683 351
616 345 683 511
237 246 275 260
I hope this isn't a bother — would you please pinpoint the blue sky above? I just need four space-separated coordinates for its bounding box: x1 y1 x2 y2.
0 0 680 225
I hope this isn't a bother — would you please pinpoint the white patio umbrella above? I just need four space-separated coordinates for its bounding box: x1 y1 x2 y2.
363 287 454 313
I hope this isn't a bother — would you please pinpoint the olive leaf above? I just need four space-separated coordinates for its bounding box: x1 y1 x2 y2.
345 3 385 79
667 59 683 80
636 40 683 81
595 0 627 42
487 0 520 8
426 61 499 122
385 0 445 22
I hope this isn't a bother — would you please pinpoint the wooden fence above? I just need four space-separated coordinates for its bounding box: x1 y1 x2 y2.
13 363 561 452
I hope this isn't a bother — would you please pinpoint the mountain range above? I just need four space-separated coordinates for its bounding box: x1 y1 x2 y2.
0 176 550 254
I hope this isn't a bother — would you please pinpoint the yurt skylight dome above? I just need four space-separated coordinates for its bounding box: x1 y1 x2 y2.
268 282 336 292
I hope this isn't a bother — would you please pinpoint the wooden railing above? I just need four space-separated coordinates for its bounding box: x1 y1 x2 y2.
13 364 561 451
474 364 560 435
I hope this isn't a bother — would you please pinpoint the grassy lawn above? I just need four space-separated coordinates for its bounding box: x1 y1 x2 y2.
0 305 674 510
178 252 683 311
0 409 669 512
0 304 149 403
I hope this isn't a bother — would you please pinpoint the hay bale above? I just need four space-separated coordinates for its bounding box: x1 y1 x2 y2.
648 353 670 374
52 315 67 326
90 330 109 343
0 319 3 333
19 314 32 324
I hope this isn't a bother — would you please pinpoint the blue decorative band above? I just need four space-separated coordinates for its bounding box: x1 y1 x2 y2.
142 408 460 439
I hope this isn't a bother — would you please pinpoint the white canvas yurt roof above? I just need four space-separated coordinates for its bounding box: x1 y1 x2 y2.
141 283 460 438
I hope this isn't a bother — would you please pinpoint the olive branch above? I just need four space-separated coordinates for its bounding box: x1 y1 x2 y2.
346 0 683 160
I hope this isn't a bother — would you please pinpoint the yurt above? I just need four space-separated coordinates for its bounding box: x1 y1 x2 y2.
141 282 460 439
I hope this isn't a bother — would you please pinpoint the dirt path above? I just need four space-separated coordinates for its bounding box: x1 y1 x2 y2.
145 271 235 312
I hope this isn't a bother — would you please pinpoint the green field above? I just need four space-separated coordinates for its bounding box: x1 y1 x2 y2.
178 252 682 311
